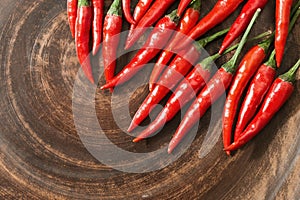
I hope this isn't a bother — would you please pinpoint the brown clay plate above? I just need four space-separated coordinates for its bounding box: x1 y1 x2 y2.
0 0 299 199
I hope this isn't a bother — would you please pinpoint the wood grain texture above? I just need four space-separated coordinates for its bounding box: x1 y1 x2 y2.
0 0 299 199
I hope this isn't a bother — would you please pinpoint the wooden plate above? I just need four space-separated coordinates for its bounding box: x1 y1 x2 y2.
0 0 299 199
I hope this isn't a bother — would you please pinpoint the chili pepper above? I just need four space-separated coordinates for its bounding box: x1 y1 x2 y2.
275 0 293 67
219 0 268 54
222 37 271 155
234 51 276 140
128 0 153 40
149 0 201 92
67 0 77 38
225 58 300 151
91 0 104 55
75 0 94 84
102 0 122 86
122 0 136 24
172 0 244 51
168 9 261 154
101 9 180 90
234 5 300 140
128 28 230 132
133 52 227 142
178 0 192 16
125 0 176 49
133 31 270 142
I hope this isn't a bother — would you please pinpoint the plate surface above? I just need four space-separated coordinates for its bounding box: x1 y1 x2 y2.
0 0 299 199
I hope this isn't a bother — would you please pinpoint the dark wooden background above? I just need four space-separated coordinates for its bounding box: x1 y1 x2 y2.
0 0 299 199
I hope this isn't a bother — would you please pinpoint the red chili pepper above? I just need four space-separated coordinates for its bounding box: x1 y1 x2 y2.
168 9 261 154
275 0 293 67
172 0 244 51
102 0 122 86
149 0 201 92
222 38 270 155
128 0 153 39
122 0 136 24
125 0 176 49
234 51 276 140
178 0 192 16
75 0 94 84
67 0 77 38
128 28 230 132
219 0 268 54
133 56 216 142
91 0 104 55
101 9 180 90
225 58 300 151
234 4 300 140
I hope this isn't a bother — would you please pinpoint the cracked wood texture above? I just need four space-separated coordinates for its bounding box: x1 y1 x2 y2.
0 0 299 199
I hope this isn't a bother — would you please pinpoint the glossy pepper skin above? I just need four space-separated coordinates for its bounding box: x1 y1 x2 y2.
172 0 244 51
92 0 104 55
234 51 276 140
128 0 153 39
125 0 176 49
222 40 270 155
133 57 213 142
219 0 268 54
178 0 192 16
102 0 122 85
75 0 94 84
128 28 230 132
168 9 261 154
234 5 300 139
122 0 136 24
128 45 201 132
225 59 300 151
275 0 293 67
101 9 180 89
133 39 247 142
149 0 201 92
67 0 77 38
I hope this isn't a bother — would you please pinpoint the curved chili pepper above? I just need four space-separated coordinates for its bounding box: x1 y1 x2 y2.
92 0 104 55
125 0 176 49
172 0 244 51
219 0 268 54
128 28 230 132
133 55 219 142
225 58 300 151
234 5 300 140
76 0 94 84
149 0 201 92
128 0 153 40
122 0 136 24
168 9 261 154
101 9 180 90
102 0 122 86
275 0 293 67
178 0 192 16
67 0 77 38
234 51 276 140
222 38 270 155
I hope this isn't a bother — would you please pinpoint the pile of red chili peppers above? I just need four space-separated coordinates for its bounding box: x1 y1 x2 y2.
67 0 300 155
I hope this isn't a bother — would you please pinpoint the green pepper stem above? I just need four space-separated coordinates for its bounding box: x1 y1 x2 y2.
198 30 271 71
291 0 300 16
78 0 90 7
190 0 201 11
107 0 122 16
197 28 230 47
167 9 181 24
264 50 276 69
289 4 300 32
222 8 261 74
279 59 300 83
